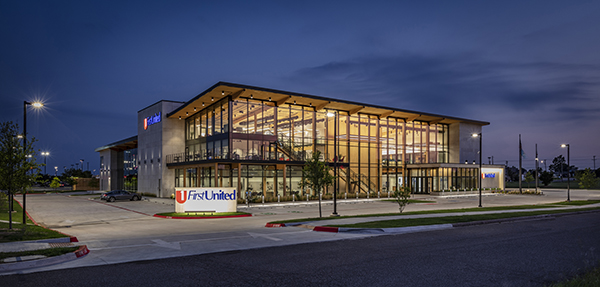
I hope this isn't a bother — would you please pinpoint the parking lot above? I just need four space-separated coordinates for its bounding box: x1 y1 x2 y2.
6 188 599 275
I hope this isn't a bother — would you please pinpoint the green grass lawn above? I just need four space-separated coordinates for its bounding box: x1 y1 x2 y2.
0 246 79 261
1 199 69 242
0 223 69 243
156 212 251 217
268 200 600 224
0 199 34 225
329 207 600 228
548 264 600 287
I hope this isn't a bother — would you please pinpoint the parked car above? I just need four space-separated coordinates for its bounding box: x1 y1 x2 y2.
101 190 141 202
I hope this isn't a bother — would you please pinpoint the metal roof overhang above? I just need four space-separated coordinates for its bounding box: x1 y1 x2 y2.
95 136 138 152
167 82 490 126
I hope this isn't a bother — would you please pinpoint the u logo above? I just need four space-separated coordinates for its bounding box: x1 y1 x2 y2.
144 118 148 130
176 190 187 204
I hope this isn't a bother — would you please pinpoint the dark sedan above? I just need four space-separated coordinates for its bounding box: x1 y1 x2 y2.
101 190 141 202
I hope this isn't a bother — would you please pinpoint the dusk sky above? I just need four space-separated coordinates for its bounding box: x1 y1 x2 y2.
1 0 599 175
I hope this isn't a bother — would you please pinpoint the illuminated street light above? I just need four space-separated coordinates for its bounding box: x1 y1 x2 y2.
22 100 45 227
472 133 482 207
41 152 50 174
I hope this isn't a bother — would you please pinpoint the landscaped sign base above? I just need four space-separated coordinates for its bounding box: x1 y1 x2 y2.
175 187 237 213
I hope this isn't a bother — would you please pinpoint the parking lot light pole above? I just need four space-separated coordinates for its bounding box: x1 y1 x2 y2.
42 152 50 174
23 100 44 226
472 132 482 207
561 144 570 202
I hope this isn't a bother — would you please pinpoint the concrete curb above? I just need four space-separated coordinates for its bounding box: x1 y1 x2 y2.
13 200 78 241
0 245 89 273
266 208 600 234
153 214 252 219
31 237 79 243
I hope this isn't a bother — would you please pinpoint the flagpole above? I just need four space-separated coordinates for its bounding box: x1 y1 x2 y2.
519 134 522 194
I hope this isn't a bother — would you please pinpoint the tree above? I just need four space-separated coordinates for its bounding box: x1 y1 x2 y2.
392 186 411 213
301 151 334 218
550 155 568 179
50 177 61 190
505 166 519 182
0 121 41 228
62 168 92 178
524 172 534 188
576 168 599 189
539 171 554 186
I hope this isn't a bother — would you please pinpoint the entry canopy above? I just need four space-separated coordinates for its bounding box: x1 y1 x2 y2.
95 135 138 152
167 82 490 126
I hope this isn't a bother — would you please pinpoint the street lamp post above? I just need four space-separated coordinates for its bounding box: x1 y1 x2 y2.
42 152 50 174
561 144 570 202
472 132 482 207
54 166 58 176
23 100 44 226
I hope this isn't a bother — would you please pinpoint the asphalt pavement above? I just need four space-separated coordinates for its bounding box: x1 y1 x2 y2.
1 188 598 275
2 211 599 286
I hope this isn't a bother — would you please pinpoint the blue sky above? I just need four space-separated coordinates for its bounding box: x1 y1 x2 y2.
1 0 599 174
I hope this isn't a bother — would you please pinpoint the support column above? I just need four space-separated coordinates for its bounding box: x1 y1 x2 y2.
234 163 242 198
282 164 287 196
214 163 219 187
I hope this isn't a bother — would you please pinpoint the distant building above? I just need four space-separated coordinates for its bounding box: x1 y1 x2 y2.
96 82 504 198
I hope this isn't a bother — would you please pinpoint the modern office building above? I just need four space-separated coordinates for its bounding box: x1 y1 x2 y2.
96 82 505 198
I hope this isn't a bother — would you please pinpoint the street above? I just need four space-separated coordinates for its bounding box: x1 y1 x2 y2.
2 211 599 286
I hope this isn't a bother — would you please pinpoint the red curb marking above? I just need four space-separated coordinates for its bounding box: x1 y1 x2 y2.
14 199 38 225
75 245 90 258
265 223 286 227
313 226 339 233
153 214 252 219
14 197 77 239
70 237 79 242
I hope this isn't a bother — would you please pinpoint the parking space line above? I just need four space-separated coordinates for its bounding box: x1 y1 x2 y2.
87 199 153 217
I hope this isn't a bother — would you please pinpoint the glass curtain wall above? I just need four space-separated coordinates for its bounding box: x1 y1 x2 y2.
183 95 451 195
409 167 478 193
185 98 230 161
124 148 138 192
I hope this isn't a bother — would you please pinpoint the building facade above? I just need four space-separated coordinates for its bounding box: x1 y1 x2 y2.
96 82 504 198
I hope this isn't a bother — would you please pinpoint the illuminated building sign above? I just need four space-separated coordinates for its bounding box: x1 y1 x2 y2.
144 112 161 130
482 173 496 178
175 187 237 213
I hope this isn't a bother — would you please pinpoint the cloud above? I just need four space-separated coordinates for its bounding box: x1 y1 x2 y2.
287 54 600 123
